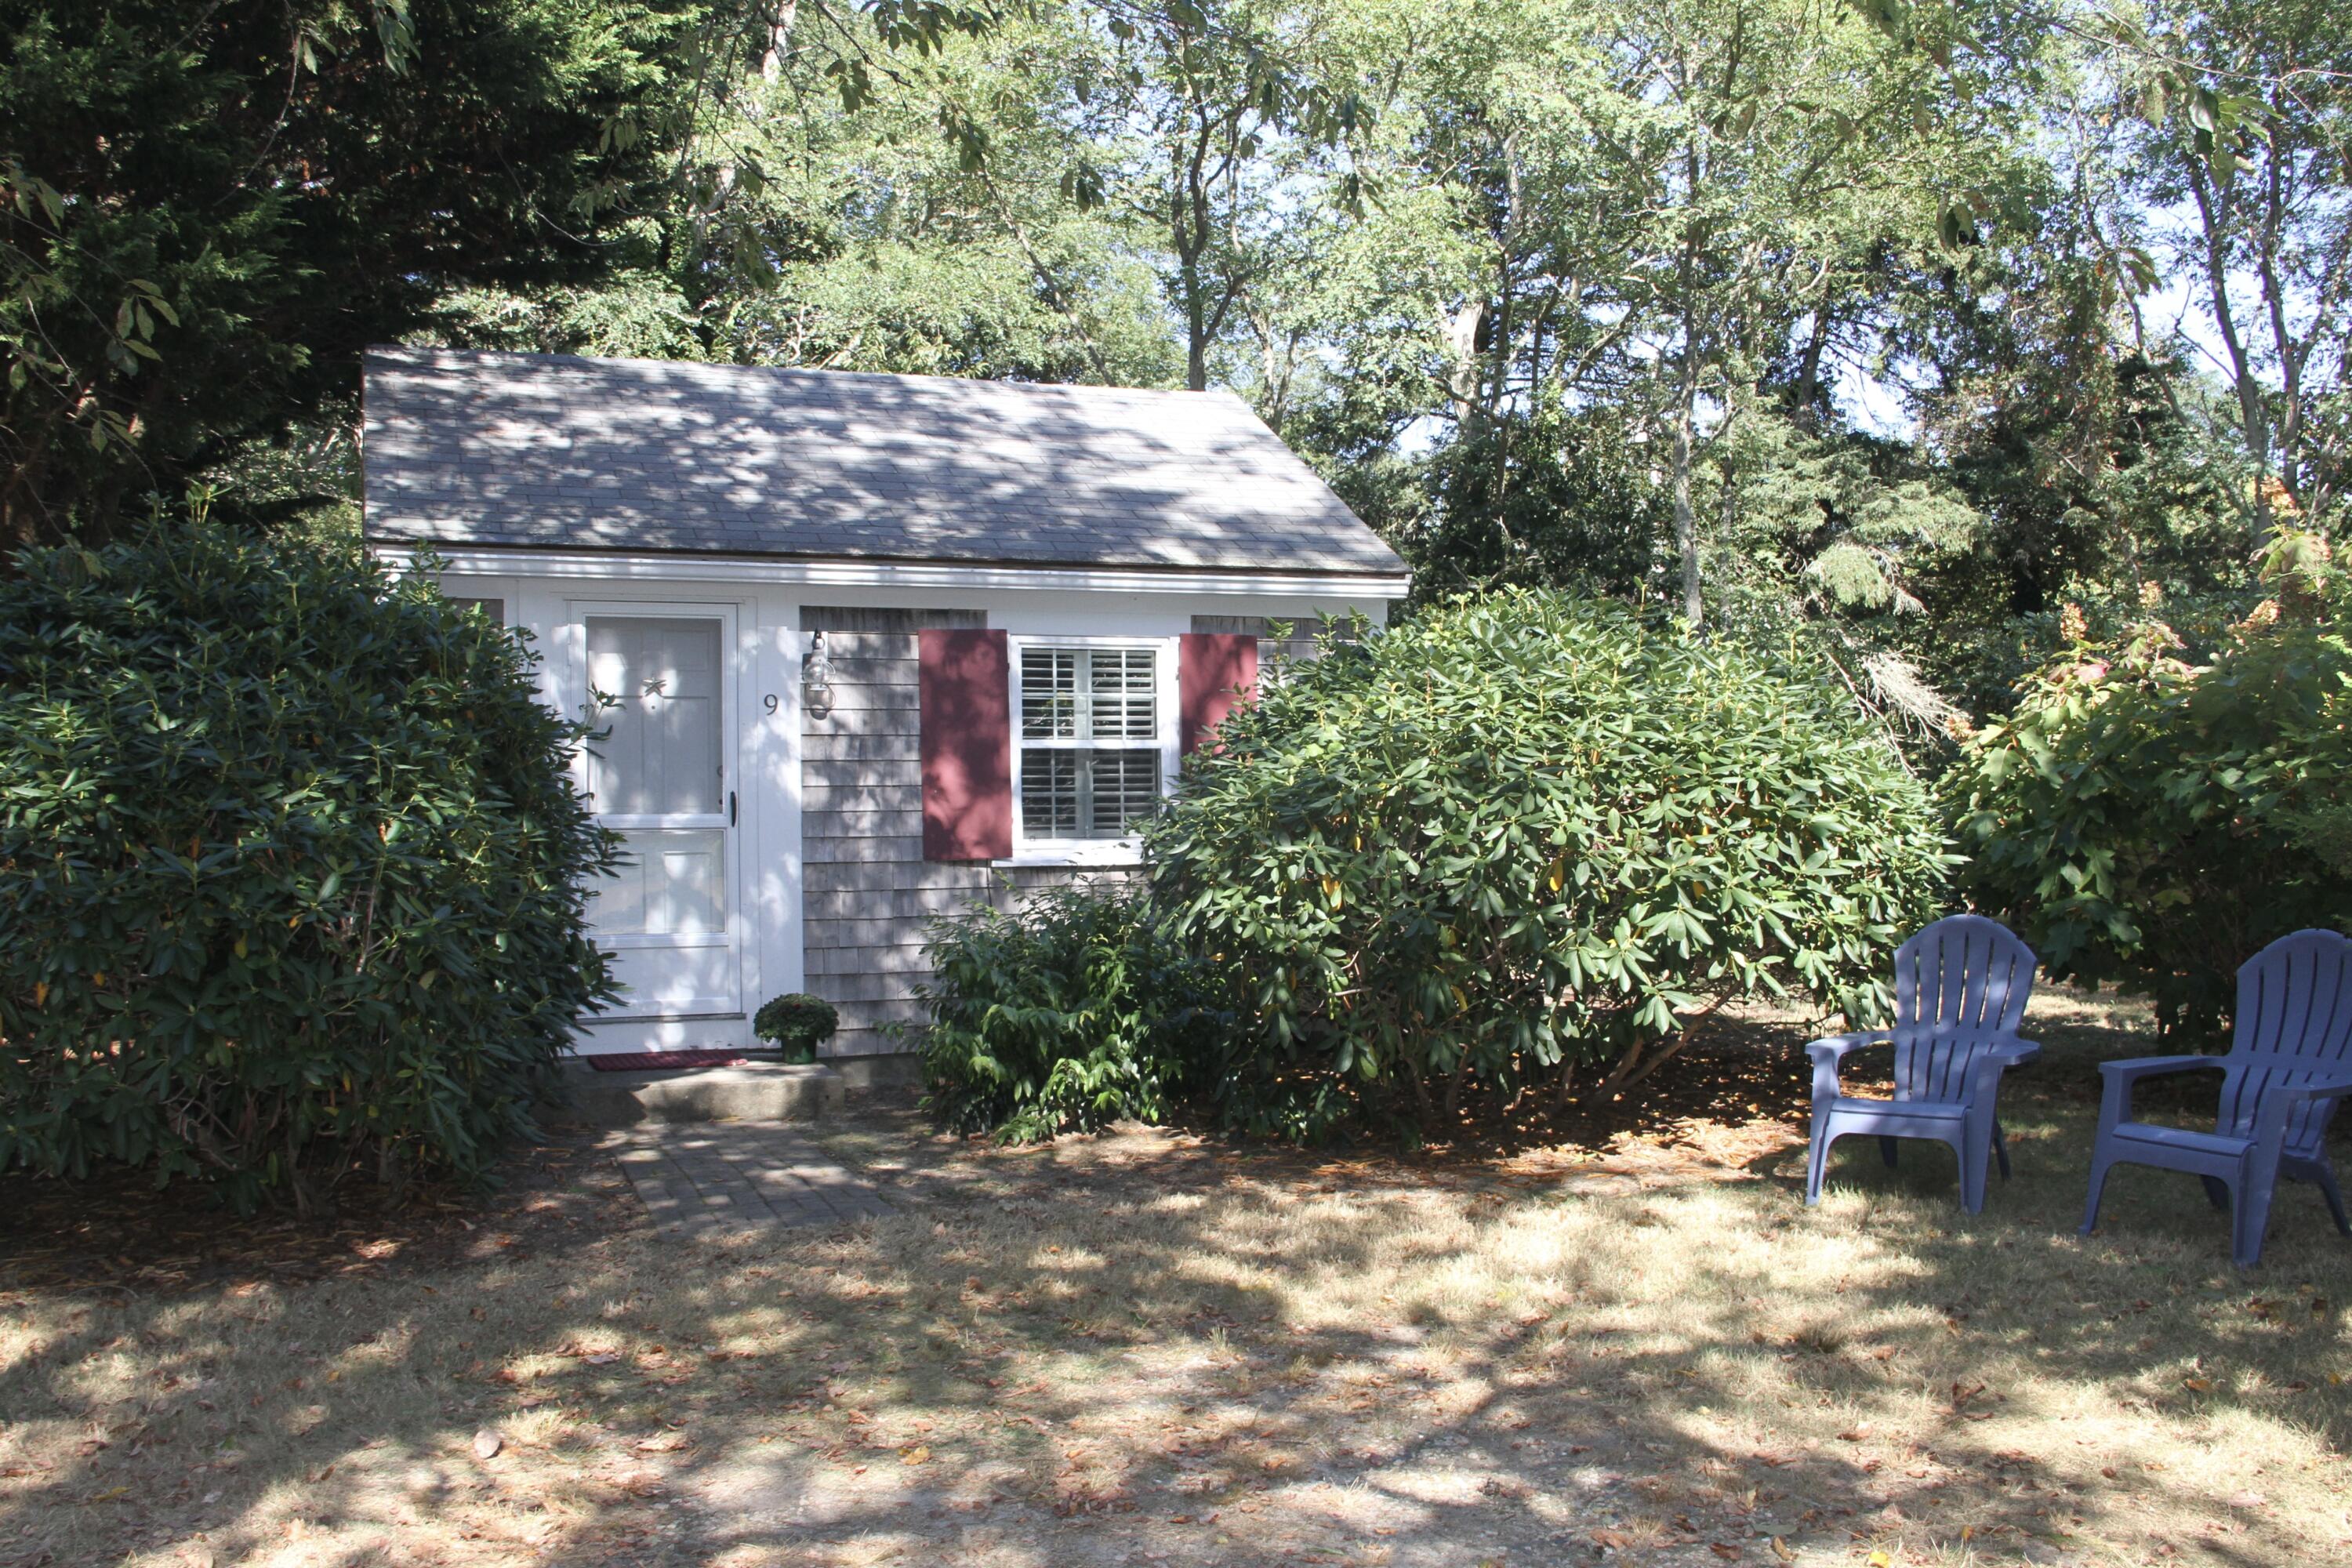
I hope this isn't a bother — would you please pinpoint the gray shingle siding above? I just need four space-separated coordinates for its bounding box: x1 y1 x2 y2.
361 348 1406 578
798 608 1132 1058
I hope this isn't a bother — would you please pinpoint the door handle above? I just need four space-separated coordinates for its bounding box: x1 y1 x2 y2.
728 790 737 826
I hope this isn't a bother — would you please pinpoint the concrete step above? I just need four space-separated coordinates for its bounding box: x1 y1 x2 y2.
553 1060 846 1127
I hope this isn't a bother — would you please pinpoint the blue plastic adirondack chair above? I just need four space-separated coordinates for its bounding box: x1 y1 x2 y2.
2080 929 2352 1268
1805 915 2040 1213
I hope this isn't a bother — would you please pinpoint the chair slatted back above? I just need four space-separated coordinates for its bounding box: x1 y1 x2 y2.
1889 1027 2019 1102
2216 931 2352 1154
1889 916 2038 1103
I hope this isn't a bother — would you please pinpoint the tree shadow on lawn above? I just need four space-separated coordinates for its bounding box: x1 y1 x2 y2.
3 987 2349 1568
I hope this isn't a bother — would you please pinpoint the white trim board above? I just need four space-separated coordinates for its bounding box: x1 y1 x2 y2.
1004 632 1177 866
372 543 1410 602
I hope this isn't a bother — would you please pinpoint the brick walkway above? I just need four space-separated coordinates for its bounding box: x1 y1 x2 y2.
608 1121 891 1238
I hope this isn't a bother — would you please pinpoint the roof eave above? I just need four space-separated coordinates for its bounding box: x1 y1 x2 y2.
365 538 1412 600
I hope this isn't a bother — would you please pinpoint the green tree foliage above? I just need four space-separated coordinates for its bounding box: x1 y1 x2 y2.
1402 401 1668 601
1148 591 1953 1139
914 881 1226 1142
0 0 746 544
2098 0 2352 532
9 0 2337 792
1947 530 2352 1047
0 522 620 1207
425 2 1185 387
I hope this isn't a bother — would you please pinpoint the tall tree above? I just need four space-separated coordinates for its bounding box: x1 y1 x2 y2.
0 0 731 543
2111 0 2351 532
1310 0 2027 627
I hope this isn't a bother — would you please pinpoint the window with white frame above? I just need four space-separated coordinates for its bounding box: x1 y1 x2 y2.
1014 642 1170 844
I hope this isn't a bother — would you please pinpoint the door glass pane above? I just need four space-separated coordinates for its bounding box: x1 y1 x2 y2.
594 829 725 935
586 617 721 814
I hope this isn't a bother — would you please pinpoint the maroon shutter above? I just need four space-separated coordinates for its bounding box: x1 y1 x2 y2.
919 629 1012 861
1179 633 1259 756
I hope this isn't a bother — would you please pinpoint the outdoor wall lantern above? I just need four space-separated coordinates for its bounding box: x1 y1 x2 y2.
803 630 836 720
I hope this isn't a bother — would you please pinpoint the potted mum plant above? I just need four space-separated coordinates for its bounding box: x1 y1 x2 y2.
753 993 839 1064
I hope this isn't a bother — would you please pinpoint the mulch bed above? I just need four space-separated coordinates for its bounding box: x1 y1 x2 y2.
0 1123 637 1300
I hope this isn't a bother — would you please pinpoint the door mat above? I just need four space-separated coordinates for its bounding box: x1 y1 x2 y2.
584 1050 752 1073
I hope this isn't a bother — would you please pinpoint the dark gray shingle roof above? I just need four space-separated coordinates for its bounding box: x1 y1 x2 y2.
361 348 1406 579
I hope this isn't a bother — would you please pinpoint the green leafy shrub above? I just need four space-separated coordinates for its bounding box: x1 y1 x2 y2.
915 881 1225 1142
1149 590 1953 1139
753 993 838 1062
0 525 620 1208
1947 530 2352 1045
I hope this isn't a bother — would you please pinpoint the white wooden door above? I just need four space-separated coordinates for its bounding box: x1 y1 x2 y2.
580 608 742 1019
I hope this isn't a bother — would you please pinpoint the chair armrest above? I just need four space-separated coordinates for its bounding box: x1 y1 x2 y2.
1805 1030 1890 1064
2270 1073 2352 1105
1964 1037 2040 1109
2095 1054 2225 1131
2096 1054 2223 1085
2251 1073 2352 1146
1806 1031 1889 1104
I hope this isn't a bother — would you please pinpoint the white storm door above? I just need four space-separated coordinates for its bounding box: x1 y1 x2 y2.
581 608 742 1018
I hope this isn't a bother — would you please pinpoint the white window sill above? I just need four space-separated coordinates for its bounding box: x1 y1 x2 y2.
996 842 1147 869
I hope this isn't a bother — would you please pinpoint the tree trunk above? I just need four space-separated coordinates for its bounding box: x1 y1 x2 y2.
1442 1049 1472 1116
1793 310 1831 430
1669 353 1702 630
760 0 797 82
1444 299 1484 430
1669 200 1704 630
2184 153 2273 539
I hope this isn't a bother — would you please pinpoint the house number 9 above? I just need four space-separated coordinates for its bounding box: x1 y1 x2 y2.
763 693 780 713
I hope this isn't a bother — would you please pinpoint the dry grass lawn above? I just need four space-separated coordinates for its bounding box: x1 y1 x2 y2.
5 988 2352 1568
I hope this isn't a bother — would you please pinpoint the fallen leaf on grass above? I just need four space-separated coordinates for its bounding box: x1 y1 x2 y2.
2182 1376 2213 1392
1769 1539 1795 1562
901 1444 932 1465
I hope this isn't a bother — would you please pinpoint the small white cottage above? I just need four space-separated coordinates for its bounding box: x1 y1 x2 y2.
362 348 1409 1068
